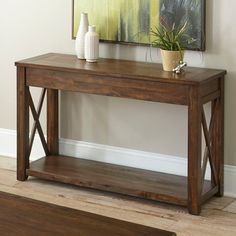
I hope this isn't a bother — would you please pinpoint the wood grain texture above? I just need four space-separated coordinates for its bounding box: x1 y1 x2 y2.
27 156 213 207
212 77 225 196
47 89 59 155
16 53 226 85
29 91 49 156
28 88 46 157
0 158 236 236
17 67 29 181
0 191 176 236
26 67 189 105
15 53 226 215
188 86 202 215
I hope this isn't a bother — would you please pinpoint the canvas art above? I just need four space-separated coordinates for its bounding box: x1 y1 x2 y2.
73 0 205 50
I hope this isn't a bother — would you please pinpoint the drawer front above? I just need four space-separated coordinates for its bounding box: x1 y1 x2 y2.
26 68 189 105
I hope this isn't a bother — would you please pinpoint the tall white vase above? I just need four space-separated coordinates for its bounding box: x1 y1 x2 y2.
75 12 89 59
84 25 99 62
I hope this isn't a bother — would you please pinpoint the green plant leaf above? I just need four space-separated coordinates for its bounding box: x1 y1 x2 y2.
151 20 195 51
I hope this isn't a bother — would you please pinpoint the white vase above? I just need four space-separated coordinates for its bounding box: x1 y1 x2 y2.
85 25 99 62
75 12 89 59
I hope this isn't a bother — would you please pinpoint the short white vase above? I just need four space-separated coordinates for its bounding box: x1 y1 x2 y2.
75 12 89 59
85 25 99 62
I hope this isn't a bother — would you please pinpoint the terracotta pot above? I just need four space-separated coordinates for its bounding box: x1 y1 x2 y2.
160 49 184 72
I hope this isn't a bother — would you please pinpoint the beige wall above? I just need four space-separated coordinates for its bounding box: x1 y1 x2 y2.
0 0 235 165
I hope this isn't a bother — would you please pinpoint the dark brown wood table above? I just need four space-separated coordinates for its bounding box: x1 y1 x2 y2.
0 191 175 236
15 53 226 215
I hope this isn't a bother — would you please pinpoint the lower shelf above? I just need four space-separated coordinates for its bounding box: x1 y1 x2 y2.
27 155 213 206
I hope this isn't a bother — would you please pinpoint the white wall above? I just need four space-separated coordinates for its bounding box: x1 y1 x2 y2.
0 0 236 165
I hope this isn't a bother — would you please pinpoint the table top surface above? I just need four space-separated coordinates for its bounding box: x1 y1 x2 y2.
16 53 226 85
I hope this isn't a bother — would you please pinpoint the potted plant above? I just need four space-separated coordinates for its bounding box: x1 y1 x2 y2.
151 21 195 71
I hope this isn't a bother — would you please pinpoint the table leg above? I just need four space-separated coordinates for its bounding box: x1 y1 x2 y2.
47 89 59 155
17 67 29 181
212 77 225 196
188 86 202 215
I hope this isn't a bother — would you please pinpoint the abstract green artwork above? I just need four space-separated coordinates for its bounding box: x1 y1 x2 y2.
73 0 205 50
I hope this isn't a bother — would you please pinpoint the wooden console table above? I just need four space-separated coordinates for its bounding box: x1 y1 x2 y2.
16 53 226 215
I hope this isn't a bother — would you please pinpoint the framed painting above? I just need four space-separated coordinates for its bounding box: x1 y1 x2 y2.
72 0 205 51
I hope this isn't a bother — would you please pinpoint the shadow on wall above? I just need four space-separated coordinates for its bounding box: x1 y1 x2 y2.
223 72 236 166
204 0 236 166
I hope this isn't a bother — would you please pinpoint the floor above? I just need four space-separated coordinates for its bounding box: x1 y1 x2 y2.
0 156 236 236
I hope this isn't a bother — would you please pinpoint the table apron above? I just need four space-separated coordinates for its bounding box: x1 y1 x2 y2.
26 67 191 105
